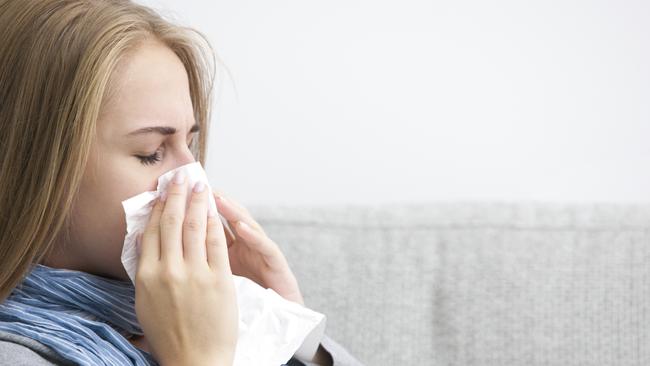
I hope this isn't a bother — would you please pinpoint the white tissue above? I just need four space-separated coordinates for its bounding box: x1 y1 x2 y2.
120 161 326 366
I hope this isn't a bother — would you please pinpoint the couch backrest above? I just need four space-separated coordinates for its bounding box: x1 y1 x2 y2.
249 203 650 366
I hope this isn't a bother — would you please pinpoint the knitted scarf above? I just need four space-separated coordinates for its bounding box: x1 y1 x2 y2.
0 264 158 365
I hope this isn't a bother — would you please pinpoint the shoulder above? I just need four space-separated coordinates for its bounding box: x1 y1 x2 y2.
0 330 70 366
0 340 59 366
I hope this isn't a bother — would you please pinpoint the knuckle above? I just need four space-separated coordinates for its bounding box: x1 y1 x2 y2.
160 266 186 285
167 189 185 198
183 218 202 232
161 214 182 227
143 225 158 237
189 270 214 287
135 267 155 287
206 232 222 248
206 216 223 231
191 189 207 201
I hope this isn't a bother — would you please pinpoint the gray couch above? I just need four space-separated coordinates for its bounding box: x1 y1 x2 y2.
248 202 650 366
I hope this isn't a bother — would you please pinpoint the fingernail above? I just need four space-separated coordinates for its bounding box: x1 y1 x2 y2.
238 221 249 230
216 195 227 203
193 181 205 193
208 205 217 217
173 171 185 185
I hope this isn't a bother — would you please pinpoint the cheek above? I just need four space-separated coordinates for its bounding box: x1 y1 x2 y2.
100 162 159 202
67 185 126 261
88 144 160 201
76 177 125 229
122 174 159 199
144 175 158 192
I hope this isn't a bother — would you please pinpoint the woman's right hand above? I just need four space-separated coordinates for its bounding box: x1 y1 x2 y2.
134 170 238 366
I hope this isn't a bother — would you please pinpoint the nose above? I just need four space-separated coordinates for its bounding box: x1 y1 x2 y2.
174 145 196 168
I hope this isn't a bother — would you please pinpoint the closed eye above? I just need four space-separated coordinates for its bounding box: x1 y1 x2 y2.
136 137 196 166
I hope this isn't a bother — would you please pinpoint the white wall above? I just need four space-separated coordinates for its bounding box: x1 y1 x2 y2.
138 0 650 206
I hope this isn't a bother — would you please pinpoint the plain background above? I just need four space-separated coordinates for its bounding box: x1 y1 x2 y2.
137 0 649 206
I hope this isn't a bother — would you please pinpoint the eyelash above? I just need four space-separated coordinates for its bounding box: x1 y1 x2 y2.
137 141 194 166
137 150 163 166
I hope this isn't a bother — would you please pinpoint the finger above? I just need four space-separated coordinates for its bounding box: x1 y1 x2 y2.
183 181 209 264
160 170 188 263
213 192 265 234
206 203 231 273
233 221 278 257
222 219 237 249
209 191 239 248
213 190 253 218
138 197 164 266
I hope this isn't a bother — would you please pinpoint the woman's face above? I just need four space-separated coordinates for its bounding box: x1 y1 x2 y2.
41 40 200 280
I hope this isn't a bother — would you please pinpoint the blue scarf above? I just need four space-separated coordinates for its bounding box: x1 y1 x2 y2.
0 264 158 365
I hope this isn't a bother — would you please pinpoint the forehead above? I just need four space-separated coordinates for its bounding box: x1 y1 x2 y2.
98 40 194 136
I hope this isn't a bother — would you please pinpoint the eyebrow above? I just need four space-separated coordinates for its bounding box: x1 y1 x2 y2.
126 123 200 137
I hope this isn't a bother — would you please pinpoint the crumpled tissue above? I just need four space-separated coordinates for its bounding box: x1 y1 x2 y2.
120 161 326 366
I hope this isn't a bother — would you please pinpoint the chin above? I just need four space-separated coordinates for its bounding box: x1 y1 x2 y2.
93 264 131 282
111 267 132 282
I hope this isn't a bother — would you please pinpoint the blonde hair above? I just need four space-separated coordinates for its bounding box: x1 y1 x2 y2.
0 0 220 301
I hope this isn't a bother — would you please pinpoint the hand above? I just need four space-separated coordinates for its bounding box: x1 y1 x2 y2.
134 172 238 365
212 190 305 306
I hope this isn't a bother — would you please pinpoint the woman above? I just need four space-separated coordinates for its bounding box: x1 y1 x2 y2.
0 0 363 365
